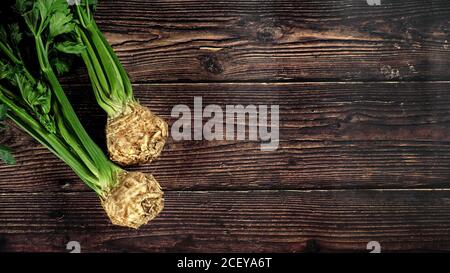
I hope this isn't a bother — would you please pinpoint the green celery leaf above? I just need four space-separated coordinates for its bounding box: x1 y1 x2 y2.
55 41 85 55
36 82 51 114
49 10 75 38
0 66 11 80
15 0 33 14
0 25 7 42
0 105 15 165
36 0 53 23
51 56 71 75
10 24 23 47
0 104 7 120
0 145 15 165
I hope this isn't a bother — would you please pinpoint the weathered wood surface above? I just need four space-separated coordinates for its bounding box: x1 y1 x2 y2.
1 0 450 252
1 83 450 192
60 0 450 82
1 190 449 252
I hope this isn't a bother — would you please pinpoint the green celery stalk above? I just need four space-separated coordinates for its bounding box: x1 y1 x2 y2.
0 0 164 228
72 1 169 166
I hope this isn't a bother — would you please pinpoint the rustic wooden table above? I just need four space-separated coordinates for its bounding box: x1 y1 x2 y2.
1 0 450 252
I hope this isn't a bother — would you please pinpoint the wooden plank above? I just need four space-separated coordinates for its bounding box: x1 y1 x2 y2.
1 82 450 192
0 190 449 252
61 0 450 82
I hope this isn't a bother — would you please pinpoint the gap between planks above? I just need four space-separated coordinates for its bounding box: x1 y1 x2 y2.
63 80 450 87
2 188 450 196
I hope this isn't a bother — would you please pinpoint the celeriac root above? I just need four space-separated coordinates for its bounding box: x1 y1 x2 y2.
106 103 168 166
101 171 164 229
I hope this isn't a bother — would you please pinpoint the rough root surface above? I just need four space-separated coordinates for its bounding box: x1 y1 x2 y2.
107 103 168 166
102 171 164 229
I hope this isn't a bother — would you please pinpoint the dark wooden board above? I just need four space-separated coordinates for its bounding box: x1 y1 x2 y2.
1 190 449 252
60 0 450 82
2 0 450 253
1 82 450 192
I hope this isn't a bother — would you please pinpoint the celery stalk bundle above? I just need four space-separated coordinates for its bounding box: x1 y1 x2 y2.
72 1 168 166
0 0 164 228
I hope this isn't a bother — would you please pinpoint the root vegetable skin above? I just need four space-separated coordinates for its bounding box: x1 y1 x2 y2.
74 4 169 166
106 103 168 166
102 171 164 229
0 0 165 229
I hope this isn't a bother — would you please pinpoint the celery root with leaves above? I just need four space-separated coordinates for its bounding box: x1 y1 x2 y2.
72 1 168 166
0 0 164 228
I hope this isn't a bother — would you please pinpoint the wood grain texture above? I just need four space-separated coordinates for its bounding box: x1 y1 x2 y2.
0 190 449 252
60 0 450 82
1 82 450 192
2 0 450 253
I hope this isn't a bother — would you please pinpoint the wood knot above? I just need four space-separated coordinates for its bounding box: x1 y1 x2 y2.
198 54 224 74
256 25 284 43
305 239 320 253
380 65 401 80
